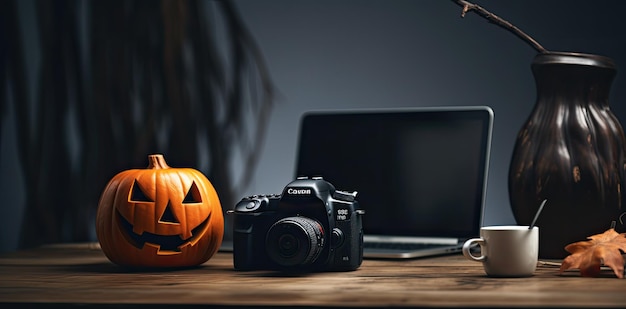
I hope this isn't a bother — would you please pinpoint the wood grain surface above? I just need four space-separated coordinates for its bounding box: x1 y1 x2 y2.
0 243 624 308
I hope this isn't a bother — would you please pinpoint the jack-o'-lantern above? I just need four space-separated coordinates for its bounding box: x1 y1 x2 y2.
96 154 224 268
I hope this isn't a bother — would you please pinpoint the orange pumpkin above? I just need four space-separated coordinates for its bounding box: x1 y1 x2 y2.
96 154 224 267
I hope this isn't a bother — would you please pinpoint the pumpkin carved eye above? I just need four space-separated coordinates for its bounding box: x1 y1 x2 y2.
130 180 152 202
183 182 202 203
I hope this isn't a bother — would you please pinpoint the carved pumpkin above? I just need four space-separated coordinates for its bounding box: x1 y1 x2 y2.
96 154 224 267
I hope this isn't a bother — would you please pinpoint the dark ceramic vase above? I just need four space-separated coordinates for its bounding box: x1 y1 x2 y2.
509 52 626 259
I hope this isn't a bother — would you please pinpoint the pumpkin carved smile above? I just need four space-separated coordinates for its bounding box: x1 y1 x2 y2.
116 210 211 253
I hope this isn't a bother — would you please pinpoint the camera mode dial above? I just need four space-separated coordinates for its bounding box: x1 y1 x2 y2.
234 194 280 212
333 190 358 202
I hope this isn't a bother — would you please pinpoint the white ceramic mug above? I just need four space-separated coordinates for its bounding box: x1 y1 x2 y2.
462 225 539 277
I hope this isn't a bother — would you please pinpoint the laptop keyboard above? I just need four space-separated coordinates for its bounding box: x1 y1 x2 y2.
364 242 451 251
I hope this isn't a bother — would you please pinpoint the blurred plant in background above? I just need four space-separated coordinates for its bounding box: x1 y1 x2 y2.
0 0 275 249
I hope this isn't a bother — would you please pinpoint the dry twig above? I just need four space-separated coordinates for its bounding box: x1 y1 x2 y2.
451 0 548 53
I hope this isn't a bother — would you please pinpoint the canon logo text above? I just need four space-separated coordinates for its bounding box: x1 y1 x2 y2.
287 188 311 195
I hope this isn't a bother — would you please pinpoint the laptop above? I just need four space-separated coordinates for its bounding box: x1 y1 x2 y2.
294 106 493 259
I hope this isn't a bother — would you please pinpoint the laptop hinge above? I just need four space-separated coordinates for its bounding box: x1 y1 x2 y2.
364 235 459 245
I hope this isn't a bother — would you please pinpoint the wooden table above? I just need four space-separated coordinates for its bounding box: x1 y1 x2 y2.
0 243 625 308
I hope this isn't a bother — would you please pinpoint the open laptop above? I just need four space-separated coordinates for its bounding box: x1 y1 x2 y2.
294 106 493 259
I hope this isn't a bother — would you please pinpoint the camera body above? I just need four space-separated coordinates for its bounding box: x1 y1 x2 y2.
229 177 364 272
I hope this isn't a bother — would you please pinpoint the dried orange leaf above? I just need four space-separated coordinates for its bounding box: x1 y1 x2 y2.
559 228 626 278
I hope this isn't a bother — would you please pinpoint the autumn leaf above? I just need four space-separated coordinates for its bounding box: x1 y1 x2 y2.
559 228 626 278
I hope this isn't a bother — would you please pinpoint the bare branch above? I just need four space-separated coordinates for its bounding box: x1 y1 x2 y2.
451 0 548 54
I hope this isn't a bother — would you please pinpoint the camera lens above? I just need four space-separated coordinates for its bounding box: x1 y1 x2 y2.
266 216 325 267
277 234 299 257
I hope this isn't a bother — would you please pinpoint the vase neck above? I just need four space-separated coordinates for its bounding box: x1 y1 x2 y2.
531 52 616 104
532 64 615 104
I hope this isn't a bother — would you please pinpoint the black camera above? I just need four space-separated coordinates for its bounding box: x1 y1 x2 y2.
228 177 365 271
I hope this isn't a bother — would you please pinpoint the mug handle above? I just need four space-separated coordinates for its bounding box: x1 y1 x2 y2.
462 238 485 262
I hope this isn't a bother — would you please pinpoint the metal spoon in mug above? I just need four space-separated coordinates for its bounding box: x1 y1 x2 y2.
529 199 547 229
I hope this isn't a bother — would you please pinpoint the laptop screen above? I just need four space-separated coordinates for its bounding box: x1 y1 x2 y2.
294 106 493 239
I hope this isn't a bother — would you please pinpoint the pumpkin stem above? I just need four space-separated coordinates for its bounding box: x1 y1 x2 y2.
147 154 170 169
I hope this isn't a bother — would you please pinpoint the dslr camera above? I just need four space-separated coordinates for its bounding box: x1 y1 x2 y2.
229 177 365 272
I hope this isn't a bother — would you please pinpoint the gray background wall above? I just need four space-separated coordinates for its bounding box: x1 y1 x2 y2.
235 0 626 224
2 0 625 252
